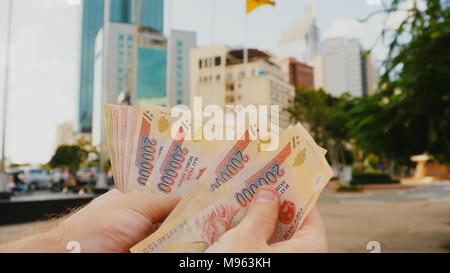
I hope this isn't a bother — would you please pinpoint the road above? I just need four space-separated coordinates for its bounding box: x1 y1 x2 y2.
318 181 450 253
322 182 450 203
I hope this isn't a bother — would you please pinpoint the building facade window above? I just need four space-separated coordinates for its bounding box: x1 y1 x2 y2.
215 56 221 66
226 95 235 103
226 83 234 91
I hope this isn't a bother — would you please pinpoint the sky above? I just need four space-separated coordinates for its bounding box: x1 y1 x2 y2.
0 0 404 164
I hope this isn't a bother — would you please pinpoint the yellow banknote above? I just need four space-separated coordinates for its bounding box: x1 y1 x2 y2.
160 125 296 224
127 103 175 193
122 105 139 192
144 124 239 195
131 123 333 253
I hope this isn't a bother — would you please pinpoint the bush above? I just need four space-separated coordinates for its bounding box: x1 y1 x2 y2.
350 170 399 185
337 184 362 192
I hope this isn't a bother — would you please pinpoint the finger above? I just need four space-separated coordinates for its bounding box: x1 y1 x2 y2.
270 206 329 252
92 189 121 201
119 192 181 225
233 186 280 243
295 207 327 239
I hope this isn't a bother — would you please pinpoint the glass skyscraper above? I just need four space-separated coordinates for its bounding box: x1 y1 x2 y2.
137 46 167 103
77 0 163 133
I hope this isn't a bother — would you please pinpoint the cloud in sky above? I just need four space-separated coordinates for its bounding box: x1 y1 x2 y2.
324 16 388 63
0 0 80 164
323 0 427 67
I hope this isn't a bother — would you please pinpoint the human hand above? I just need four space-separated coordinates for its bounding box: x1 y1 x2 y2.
205 186 329 253
59 189 180 253
0 190 180 253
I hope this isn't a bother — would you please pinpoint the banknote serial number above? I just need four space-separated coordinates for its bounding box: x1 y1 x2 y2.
158 144 189 193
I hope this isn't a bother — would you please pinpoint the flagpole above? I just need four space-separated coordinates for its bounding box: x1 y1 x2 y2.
210 0 215 105
0 0 13 197
243 2 248 106
167 0 172 106
95 0 111 192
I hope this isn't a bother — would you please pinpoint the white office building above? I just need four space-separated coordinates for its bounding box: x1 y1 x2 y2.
277 1 320 65
322 38 367 97
166 30 197 107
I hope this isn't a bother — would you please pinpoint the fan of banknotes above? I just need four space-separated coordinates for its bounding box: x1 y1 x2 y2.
104 103 333 253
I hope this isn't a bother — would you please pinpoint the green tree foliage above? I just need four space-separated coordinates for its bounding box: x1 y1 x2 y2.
349 0 450 164
48 145 88 174
287 88 354 167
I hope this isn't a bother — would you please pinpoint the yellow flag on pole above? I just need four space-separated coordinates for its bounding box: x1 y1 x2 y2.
247 0 275 14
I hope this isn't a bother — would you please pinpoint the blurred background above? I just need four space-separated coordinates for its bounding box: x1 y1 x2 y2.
0 0 449 252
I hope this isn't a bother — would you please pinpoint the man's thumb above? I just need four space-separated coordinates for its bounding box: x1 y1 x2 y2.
236 186 280 242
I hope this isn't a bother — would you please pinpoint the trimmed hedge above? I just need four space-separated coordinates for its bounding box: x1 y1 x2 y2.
350 170 399 185
337 184 362 192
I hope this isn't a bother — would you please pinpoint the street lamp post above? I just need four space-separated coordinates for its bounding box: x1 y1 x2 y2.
94 0 111 193
0 0 13 200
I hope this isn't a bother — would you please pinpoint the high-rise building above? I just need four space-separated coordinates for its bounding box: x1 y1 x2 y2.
55 122 74 149
77 0 104 134
77 0 163 133
322 38 367 97
166 30 197 107
313 55 325 90
190 45 295 129
277 1 319 65
364 53 379 95
91 22 167 146
277 57 314 90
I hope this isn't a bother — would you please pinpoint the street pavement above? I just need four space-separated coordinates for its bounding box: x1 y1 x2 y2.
318 181 450 253
320 181 450 203
8 191 96 202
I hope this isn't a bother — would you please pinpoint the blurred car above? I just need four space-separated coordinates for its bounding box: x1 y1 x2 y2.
8 167 52 192
49 168 64 192
75 167 99 184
